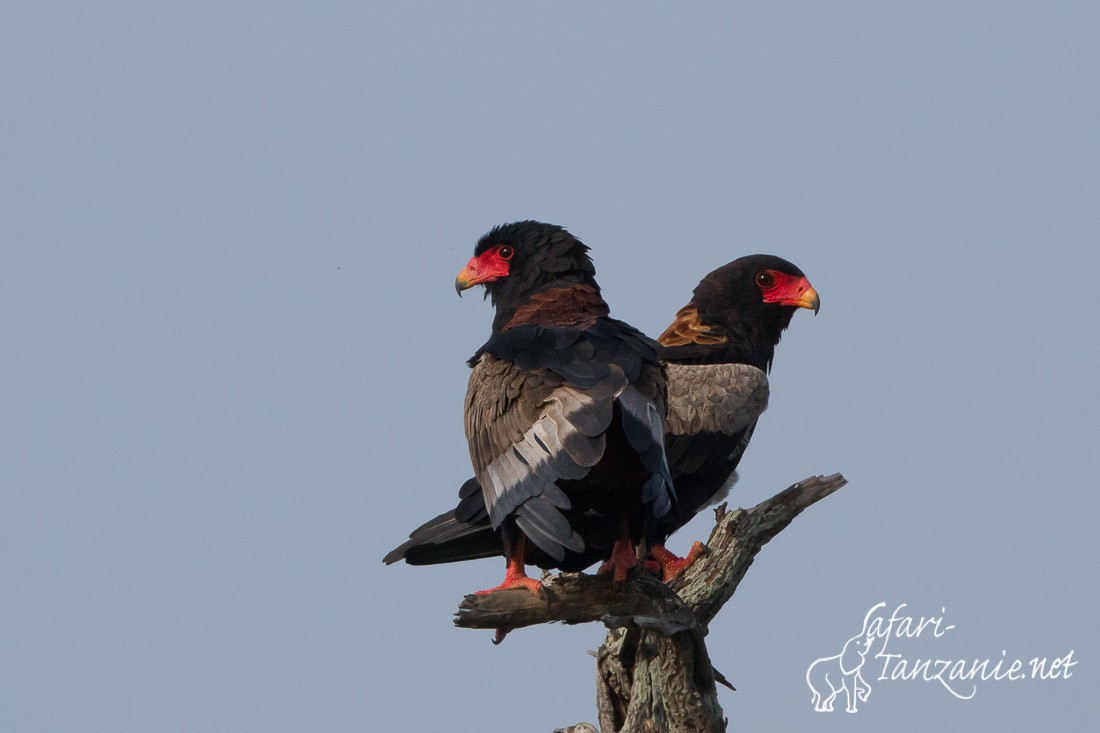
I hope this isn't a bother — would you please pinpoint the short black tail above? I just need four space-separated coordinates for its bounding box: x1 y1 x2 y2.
383 508 502 566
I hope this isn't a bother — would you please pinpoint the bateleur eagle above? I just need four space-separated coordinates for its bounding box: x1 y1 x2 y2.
384 253 818 581
452 221 675 594
649 255 818 577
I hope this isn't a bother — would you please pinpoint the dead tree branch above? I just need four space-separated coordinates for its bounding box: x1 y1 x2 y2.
455 473 848 733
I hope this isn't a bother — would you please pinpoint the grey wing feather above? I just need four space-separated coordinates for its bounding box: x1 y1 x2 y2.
664 363 770 436
617 383 675 518
515 498 584 560
465 354 625 558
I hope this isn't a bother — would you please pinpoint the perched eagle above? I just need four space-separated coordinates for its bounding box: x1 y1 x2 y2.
386 251 818 582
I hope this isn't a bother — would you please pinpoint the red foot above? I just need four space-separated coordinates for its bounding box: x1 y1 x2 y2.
474 572 543 597
597 536 638 584
474 538 543 598
474 550 543 597
651 541 707 581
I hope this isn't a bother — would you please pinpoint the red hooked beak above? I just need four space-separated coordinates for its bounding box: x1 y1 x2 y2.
455 251 510 295
455 257 484 295
762 275 820 314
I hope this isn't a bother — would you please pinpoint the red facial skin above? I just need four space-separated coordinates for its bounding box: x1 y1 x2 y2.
455 246 514 292
758 270 820 313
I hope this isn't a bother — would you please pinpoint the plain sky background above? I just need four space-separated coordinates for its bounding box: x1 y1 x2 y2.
2 3 1097 731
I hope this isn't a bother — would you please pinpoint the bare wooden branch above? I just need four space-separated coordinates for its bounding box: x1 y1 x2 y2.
672 473 848 625
454 569 694 634
553 725 599 733
453 473 847 733
594 473 847 733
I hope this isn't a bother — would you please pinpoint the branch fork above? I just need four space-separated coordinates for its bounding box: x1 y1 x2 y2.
455 473 848 733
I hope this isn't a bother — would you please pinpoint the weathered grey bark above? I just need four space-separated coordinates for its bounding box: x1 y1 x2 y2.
456 473 847 733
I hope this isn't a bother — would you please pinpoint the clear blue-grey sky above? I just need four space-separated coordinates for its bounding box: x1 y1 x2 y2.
2 3 1097 731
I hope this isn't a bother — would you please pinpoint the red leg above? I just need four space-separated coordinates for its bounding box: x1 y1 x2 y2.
474 536 543 597
650 541 707 581
597 524 638 584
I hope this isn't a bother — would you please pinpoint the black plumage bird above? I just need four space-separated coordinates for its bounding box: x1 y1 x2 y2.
648 255 818 577
452 221 675 594
385 253 818 580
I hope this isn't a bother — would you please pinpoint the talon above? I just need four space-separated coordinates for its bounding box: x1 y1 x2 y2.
651 541 707 581
473 536 543 597
597 533 638 585
474 574 544 597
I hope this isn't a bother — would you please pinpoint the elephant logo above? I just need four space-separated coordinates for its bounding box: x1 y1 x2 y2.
806 605 879 713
